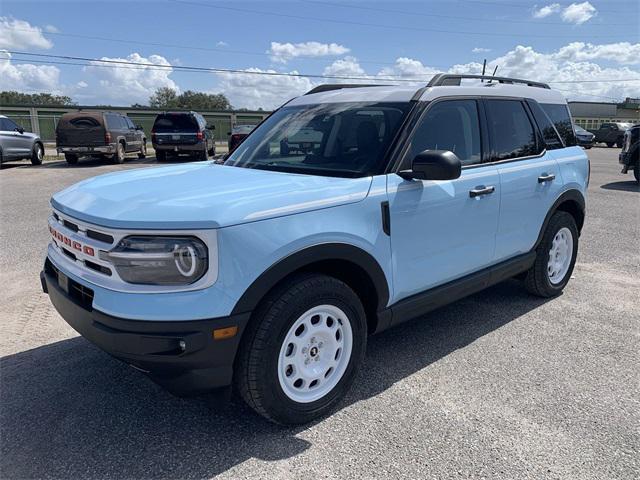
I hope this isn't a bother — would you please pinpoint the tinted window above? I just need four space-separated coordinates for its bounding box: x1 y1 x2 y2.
0 118 18 131
153 114 199 132
526 100 563 150
225 102 410 177
105 114 125 130
124 117 135 129
486 99 540 161
406 100 482 166
541 103 577 146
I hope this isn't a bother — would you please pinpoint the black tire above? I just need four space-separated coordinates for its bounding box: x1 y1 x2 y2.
616 139 623 148
30 143 43 165
65 153 78 165
584 146 592 149
524 211 578 298
138 141 147 159
235 273 367 425
606 142 614 148
207 142 216 157
155 150 166 162
196 148 208 161
113 142 125 163
634 163 639 185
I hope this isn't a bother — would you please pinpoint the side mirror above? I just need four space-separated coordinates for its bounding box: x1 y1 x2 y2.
136 125 143 130
16 127 24 134
398 150 461 181
227 131 231 136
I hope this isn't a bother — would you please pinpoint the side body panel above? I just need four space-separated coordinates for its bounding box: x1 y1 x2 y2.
386 165 500 304
494 151 564 260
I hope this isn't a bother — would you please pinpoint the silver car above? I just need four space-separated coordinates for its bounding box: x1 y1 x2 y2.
0 115 44 166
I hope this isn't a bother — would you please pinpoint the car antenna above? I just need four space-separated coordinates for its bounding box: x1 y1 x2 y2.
481 59 487 82
488 65 499 84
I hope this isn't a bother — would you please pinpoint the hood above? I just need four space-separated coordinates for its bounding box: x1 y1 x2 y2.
51 163 373 230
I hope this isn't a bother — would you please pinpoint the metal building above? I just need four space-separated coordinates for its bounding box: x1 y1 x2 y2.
569 98 640 130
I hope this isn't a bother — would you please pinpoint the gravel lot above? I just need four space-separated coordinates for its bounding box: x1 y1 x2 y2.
1 149 638 480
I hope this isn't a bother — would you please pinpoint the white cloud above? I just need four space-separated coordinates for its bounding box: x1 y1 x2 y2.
216 41 228 47
532 3 561 18
0 50 61 92
0 17 53 50
555 42 640 65
269 41 350 64
323 56 368 78
82 53 179 105
378 57 439 83
472 47 492 53
450 44 640 101
561 2 597 24
216 68 314 109
44 25 59 33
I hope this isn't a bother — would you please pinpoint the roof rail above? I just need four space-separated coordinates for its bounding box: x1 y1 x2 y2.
427 74 550 89
304 84 389 95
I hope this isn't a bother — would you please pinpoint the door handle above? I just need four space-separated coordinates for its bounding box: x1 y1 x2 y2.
469 185 495 198
538 173 556 183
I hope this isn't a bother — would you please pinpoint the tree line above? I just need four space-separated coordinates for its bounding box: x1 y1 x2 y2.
0 88 236 111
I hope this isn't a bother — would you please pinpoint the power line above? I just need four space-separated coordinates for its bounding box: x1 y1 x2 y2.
169 0 627 39
8 51 640 86
301 0 639 27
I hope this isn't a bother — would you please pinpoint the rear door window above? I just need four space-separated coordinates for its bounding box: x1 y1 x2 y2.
540 103 577 146
486 99 541 161
105 114 125 130
405 99 482 166
153 114 199 132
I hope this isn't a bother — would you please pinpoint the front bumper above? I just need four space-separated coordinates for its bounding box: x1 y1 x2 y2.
41 258 250 396
576 137 594 148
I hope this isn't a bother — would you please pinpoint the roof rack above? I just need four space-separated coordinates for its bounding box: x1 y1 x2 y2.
304 84 389 95
427 74 550 89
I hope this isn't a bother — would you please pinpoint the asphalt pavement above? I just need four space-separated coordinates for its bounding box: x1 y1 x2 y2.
0 148 638 479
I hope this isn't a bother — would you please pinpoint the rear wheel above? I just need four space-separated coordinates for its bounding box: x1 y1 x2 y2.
236 274 367 424
64 153 78 165
113 142 125 163
31 143 44 165
196 148 208 161
155 150 166 162
524 211 578 297
138 141 147 159
207 142 216 157
616 139 623 148
606 142 614 148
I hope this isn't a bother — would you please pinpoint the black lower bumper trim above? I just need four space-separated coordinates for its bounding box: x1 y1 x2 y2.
42 264 250 396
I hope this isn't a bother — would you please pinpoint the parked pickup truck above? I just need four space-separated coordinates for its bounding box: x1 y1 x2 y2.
590 122 633 148
56 111 147 165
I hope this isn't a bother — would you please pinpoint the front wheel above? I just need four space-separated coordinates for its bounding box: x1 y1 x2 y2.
236 274 367 424
138 141 147 159
31 143 43 165
606 142 614 148
524 211 578 297
634 163 639 184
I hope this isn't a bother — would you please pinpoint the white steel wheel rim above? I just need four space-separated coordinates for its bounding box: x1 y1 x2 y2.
36 145 43 160
277 305 353 404
547 227 573 284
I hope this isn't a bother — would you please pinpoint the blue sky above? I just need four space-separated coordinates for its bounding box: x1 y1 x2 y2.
1 0 639 108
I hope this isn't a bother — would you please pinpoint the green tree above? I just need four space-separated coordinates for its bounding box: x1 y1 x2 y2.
147 88 231 111
0 91 75 106
149 87 178 109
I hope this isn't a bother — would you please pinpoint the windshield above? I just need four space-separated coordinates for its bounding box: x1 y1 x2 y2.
224 102 411 177
574 125 588 134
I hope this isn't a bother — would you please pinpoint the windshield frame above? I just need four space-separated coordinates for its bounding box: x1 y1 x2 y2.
223 101 413 178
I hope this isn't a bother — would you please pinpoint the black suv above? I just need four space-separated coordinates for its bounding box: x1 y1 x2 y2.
151 112 215 161
619 124 639 184
591 122 633 148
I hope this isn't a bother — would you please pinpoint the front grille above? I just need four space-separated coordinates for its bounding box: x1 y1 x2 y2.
62 248 77 261
86 229 114 244
84 260 112 276
45 258 95 310
63 220 79 232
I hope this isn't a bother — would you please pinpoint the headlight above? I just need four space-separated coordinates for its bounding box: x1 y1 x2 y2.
103 236 208 285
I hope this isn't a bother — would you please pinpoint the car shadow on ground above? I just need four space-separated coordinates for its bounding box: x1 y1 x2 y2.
600 180 639 192
41 156 157 169
1 280 551 479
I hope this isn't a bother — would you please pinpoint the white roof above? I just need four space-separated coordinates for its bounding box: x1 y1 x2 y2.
288 81 567 106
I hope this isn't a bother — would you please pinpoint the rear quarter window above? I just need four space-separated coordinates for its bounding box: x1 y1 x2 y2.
540 103 577 147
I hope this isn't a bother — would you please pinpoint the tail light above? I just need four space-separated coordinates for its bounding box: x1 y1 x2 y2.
196 131 204 141
105 132 112 143
151 130 156 142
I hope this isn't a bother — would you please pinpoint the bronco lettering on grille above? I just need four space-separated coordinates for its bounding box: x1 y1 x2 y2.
49 225 95 256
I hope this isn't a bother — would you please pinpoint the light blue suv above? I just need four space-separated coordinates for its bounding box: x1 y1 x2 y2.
42 74 588 424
